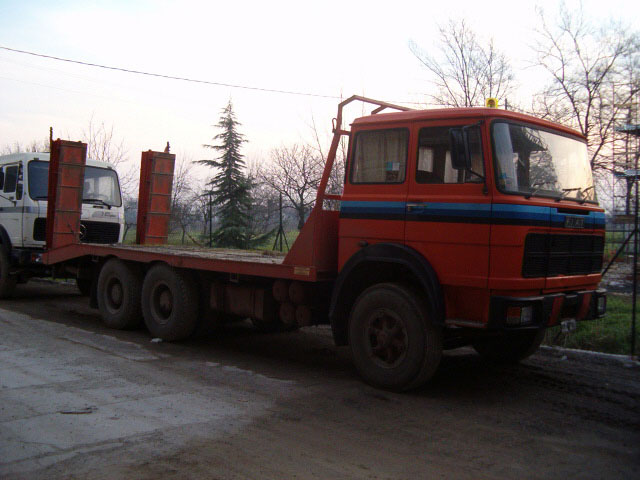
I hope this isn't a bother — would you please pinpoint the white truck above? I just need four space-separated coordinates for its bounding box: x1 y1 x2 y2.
0 152 125 296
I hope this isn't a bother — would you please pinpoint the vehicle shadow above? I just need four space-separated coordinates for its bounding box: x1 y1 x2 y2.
3 281 565 400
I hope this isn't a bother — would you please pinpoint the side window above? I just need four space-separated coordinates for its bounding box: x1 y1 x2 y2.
3 166 18 193
416 126 484 184
350 129 408 184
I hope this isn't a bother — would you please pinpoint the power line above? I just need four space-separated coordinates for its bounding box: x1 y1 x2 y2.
0 45 343 100
0 45 442 107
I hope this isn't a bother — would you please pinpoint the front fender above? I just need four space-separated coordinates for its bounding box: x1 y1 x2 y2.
329 243 444 345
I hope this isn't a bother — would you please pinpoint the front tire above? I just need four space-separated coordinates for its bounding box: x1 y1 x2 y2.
472 329 545 363
142 264 199 341
349 283 442 391
97 259 143 329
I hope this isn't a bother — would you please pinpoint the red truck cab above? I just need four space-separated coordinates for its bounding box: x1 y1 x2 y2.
328 98 605 389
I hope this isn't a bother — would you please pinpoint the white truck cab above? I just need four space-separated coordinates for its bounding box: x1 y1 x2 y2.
0 152 125 248
0 152 125 296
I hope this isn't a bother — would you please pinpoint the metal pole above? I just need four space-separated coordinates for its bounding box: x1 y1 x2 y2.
632 153 639 359
208 191 213 247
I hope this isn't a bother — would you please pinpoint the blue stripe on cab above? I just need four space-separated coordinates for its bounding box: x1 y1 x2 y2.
340 201 405 216
492 204 550 223
340 200 605 229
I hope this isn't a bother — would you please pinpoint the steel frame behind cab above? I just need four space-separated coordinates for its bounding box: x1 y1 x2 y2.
42 96 411 282
41 139 322 281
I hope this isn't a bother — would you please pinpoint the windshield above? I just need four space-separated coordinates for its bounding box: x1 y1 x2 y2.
28 160 122 207
492 122 595 203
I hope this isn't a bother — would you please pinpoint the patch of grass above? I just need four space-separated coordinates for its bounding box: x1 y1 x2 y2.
255 230 300 252
544 294 640 355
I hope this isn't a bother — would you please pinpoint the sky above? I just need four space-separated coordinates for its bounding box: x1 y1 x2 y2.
0 0 638 183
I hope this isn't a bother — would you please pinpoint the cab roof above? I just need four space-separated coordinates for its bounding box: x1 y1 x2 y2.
0 152 116 169
351 107 585 140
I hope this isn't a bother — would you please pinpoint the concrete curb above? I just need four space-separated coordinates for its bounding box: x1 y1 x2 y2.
541 345 639 367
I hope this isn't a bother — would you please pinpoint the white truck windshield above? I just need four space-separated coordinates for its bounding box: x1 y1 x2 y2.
28 160 122 207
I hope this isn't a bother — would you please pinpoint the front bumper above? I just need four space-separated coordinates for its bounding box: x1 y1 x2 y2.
487 289 606 330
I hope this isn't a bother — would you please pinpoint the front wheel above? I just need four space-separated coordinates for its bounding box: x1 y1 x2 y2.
141 264 199 341
349 283 442 391
472 329 545 363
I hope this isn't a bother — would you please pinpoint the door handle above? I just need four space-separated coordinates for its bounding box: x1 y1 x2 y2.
406 202 425 212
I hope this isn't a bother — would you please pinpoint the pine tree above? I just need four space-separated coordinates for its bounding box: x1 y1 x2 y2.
198 101 252 249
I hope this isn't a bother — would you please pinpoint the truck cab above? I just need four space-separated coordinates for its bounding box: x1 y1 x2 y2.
0 152 124 293
331 104 606 387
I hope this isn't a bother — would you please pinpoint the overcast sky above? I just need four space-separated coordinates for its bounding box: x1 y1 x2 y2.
0 0 638 178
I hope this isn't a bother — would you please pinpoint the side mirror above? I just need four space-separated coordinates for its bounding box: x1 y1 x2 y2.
449 128 471 170
0 170 4 190
16 183 23 201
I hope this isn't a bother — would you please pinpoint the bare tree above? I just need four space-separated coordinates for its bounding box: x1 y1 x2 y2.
260 144 323 230
246 157 280 234
82 117 137 199
1 138 50 154
169 157 199 244
532 4 640 174
409 19 514 107
308 115 346 197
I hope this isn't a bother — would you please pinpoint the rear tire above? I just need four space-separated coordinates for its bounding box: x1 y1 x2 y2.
472 329 545 363
142 264 199 341
349 283 442 391
0 245 17 298
97 259 142 329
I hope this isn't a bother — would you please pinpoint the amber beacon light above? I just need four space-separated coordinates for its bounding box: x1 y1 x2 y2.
485 98 499 108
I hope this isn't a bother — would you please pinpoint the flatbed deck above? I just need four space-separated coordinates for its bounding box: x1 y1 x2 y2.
42 243 321 281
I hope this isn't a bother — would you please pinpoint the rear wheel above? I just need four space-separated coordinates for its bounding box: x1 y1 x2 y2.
0 245 16 298
472 329 545 363
142 264 199 341
97 259 143 329
349 283 442 391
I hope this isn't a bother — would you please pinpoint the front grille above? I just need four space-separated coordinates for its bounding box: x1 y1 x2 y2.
523 233 604 278
80 220 120 243
32 218 120 244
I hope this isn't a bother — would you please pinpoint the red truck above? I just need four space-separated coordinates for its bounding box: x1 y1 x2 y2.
2 96 607 391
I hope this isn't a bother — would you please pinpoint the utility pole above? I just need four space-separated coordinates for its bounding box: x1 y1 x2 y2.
208 191 213 248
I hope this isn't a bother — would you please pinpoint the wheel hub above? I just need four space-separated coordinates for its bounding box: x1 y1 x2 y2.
106 278 123 311
367 310 408 368
152 283 173 324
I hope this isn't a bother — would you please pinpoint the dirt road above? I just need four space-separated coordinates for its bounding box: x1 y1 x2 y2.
1 281 638 479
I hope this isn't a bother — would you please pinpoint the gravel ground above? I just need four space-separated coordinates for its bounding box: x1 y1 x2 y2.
1 281 638 480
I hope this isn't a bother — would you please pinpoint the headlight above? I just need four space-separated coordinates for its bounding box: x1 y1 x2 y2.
506 305 533 326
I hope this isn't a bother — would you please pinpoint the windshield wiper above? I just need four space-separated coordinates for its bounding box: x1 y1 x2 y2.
556 188 581 202
579 185 595 204
83 198 112 209
32 195 48 200
524 182 547 199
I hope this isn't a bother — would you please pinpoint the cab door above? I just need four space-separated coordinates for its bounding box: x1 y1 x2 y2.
338 126 411 269
0 163 24 246
404 121 491 290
